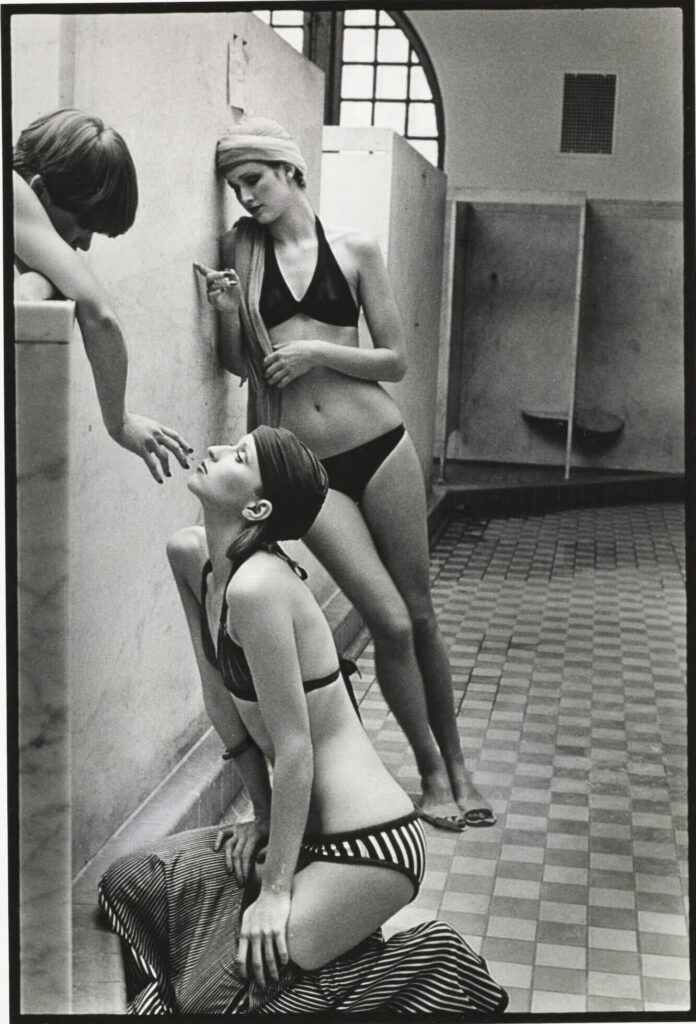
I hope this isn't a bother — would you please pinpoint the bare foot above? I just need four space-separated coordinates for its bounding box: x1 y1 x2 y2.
417 769 467 832
447 758 497 827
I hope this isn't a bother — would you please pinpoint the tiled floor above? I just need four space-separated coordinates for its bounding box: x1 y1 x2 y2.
73 499 689 1014
351 501 689 1014
433 460 675 487
436 460 668 488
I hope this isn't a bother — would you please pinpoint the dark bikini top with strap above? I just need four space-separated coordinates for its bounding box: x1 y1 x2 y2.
259 217 359 329
200 557 341 703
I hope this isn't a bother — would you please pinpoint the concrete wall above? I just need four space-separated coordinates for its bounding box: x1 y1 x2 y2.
321 127 447 485
411 7 682 201
10 13 63 130
438 192 684 474
11 11 327 871
446 194 583 466
574 201 684 473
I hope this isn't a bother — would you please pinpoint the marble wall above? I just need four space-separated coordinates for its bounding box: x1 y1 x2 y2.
16 312 75 1013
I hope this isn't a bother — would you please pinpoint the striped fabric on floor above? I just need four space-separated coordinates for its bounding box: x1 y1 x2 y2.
98 826 508 1015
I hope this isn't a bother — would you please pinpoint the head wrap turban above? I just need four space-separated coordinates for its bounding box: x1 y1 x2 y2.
217 117 307 179
251 426 328 541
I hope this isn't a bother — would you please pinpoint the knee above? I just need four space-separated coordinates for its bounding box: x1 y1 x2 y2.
287 939 325 973
286 916 331 972
98 852 152 906
410 607 439 646
367 602 413 651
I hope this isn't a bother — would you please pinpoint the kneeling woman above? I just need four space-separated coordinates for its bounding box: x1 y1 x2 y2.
98 427 507 1015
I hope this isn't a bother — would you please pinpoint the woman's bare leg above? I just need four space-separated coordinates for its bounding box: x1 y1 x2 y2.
305 492 464 825
286 861 413 970
361 433 494 821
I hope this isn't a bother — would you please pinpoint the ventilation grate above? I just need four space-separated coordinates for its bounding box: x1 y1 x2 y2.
561 73 616 155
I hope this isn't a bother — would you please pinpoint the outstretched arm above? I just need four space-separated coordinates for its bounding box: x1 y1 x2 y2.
263 233 407 388
14 173 192 482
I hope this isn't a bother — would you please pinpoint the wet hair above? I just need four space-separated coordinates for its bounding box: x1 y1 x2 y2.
226 522 268 574
13 108 138 236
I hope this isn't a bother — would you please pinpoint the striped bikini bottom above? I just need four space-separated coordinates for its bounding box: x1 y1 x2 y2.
298 811 426 901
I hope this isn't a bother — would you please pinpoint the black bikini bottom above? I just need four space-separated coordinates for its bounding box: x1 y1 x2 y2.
320 424 405 503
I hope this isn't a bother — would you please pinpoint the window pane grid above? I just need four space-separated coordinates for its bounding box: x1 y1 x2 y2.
269 10 304 27
253 10 306 53
561 73 616 154
344 9 376 26
257 8 443 167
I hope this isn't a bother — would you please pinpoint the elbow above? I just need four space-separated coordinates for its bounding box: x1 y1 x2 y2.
77 297 118 335
275 740 313 783
389 352 408 383
216 336 246 379
219 347 244 379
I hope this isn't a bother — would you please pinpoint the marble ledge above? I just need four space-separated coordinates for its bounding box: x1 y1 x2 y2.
15 299 76 343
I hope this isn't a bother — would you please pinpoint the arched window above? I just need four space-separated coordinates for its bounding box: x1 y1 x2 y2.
253 9 444 168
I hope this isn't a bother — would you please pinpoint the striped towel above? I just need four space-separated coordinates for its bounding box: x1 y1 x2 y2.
97 825 508 1016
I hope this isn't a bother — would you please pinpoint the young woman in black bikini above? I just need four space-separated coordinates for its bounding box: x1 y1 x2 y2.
194 116 494 830
98 426 507 1014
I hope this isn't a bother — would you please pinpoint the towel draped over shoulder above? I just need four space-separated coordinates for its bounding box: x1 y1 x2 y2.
222 216 281 431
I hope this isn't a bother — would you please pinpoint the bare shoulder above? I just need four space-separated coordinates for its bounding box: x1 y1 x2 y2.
226 551 294 616
323 224 384 293
14 172 49 226
166 525 207 584
324 223 380 259
13 172 35 210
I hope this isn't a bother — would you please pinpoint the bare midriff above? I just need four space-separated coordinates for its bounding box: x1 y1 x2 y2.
237 688 413 836
269 314 403 459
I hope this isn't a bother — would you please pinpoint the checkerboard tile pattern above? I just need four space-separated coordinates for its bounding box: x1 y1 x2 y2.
357 503 688 1014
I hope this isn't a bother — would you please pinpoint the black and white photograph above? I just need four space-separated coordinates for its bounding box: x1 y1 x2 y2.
5 1 691 1018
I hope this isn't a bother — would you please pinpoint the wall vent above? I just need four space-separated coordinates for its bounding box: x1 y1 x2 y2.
561 73 617 154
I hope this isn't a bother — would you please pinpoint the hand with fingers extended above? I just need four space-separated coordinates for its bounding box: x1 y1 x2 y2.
213 817 270 886
237 888 291 988
110 412 193 484
193 261 241 314
263 340 319 389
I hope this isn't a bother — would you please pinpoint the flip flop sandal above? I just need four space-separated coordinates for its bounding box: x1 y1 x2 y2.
417 808 467 833
463 808 497 828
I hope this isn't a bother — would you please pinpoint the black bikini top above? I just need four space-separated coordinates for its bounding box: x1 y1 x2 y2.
259 217 359 329
200 556 341 703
